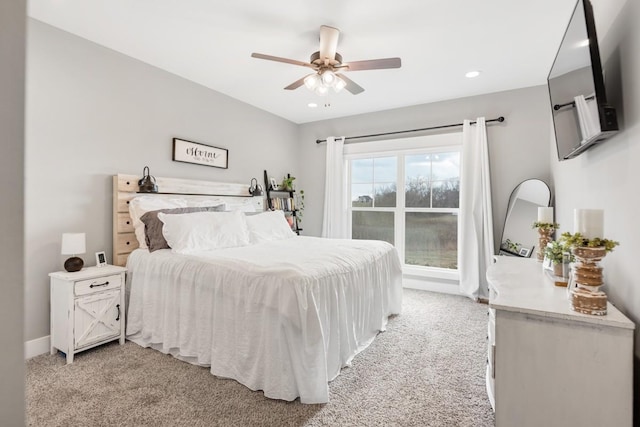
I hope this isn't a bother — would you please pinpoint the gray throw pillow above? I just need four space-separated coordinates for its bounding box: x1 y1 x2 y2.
141 205 226 252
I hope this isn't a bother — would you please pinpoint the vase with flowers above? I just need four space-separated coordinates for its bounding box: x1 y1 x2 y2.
543 240 573 283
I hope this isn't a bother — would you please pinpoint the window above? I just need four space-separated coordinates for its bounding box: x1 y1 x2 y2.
350 157 396 244
346 134 461 272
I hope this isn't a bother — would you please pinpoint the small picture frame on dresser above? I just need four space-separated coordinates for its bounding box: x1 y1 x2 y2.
95 251 107 267
518 247 531 257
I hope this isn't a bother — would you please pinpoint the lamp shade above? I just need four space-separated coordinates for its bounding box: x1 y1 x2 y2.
61 233 86 255
304 74 320 90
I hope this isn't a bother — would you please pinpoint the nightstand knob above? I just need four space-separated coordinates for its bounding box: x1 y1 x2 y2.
126 241 130 245
126 221 130 225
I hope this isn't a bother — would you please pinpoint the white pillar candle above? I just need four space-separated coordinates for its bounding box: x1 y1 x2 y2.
538 207 554 223
574 209 604 239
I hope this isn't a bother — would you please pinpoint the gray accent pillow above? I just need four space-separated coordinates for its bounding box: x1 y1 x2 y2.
141 206 226 252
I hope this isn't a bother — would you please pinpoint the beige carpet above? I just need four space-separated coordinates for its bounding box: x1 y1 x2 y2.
26 289 495 426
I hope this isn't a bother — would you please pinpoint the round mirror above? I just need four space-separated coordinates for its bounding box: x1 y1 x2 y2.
500 179 551 257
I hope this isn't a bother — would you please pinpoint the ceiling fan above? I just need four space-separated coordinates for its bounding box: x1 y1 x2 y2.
251 25 401 95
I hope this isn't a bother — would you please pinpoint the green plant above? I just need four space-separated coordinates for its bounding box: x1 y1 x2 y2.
532 221 560 230
544 240 573 264
296 189 305 225
560 232 619 252
502 239 520 253
281 175 296 190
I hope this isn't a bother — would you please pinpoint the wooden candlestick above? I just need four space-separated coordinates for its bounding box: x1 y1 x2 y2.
569 247 607 316
537 227 554 262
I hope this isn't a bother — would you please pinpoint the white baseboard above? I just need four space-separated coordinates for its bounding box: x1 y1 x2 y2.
403 276 461 295
25 335 50 359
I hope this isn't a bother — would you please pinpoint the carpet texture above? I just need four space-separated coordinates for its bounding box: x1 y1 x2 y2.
26 290 495 426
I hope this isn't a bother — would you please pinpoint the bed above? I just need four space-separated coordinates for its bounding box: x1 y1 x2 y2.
113 174 403 404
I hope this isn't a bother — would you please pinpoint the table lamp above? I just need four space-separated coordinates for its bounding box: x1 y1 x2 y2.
61 233 86 272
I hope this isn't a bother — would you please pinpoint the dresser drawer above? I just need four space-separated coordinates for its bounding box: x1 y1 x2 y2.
74 274 122 296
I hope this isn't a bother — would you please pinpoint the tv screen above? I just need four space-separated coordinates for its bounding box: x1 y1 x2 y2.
547 0 618 161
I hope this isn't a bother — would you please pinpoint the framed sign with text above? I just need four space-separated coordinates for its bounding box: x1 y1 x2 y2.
172 138 228 169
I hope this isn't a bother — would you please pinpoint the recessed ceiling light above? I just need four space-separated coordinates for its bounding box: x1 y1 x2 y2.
308 102 318 108
465 70 481 78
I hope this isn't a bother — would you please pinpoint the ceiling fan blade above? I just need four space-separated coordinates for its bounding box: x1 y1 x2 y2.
336 73 364 95
251 53 315 69
344 57 402 71
284 75 310 90
319 25 340 62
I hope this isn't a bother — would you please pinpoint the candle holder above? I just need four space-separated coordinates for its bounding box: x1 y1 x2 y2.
568 247 607 315
561 232 619 316
532 222 559 262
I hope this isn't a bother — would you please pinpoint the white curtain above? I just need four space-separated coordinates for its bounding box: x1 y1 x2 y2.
574 94 601 143
321 136 348 238
458 117 495 300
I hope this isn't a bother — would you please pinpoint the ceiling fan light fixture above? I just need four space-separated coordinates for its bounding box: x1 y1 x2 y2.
304 74 320 90
252 26 400 97
321 70 336 86
333 77 347 93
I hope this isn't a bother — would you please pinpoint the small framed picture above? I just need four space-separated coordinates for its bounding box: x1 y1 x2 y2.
269 177 279 190
518 247 531 257
95 251 107 267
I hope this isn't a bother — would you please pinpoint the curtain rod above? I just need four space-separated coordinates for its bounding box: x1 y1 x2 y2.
315 116 505 144
553 95 594 111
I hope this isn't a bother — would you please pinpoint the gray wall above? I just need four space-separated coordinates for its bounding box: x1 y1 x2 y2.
551 0 640 414
297 85 553 250
25 20 300 341
0 0 26 424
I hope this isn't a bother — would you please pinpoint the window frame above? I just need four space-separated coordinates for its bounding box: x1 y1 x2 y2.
345 133 462 279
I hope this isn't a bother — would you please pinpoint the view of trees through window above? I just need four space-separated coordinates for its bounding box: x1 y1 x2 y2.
350 151 460 269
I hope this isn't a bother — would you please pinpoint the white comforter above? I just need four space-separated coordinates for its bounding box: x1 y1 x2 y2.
126 236 403 403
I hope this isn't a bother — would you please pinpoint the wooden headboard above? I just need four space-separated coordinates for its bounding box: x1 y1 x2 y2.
112 174 264 267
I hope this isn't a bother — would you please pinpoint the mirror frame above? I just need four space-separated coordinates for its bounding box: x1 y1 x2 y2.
500 179 551 257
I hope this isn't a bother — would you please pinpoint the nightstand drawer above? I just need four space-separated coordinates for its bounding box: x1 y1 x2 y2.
74 274 122 296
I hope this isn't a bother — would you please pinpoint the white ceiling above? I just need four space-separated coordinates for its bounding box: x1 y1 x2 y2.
29 0 580 124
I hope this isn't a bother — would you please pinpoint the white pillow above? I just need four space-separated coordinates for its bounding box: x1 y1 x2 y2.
158 210 250 253
245 210 296 244
129 196 188 248
128 196 226 248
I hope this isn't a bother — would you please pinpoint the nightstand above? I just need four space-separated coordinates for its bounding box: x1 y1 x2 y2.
49 265 126 364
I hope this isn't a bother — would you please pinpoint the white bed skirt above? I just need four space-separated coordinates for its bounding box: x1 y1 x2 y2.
126 236 403 403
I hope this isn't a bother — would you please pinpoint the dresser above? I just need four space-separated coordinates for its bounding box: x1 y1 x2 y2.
49 265 126 363
486 256 634 427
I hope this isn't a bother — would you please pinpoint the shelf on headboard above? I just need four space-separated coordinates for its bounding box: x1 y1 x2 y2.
136 191 252 197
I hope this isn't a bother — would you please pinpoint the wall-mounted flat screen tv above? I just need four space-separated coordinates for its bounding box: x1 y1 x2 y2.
547 0 618 161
